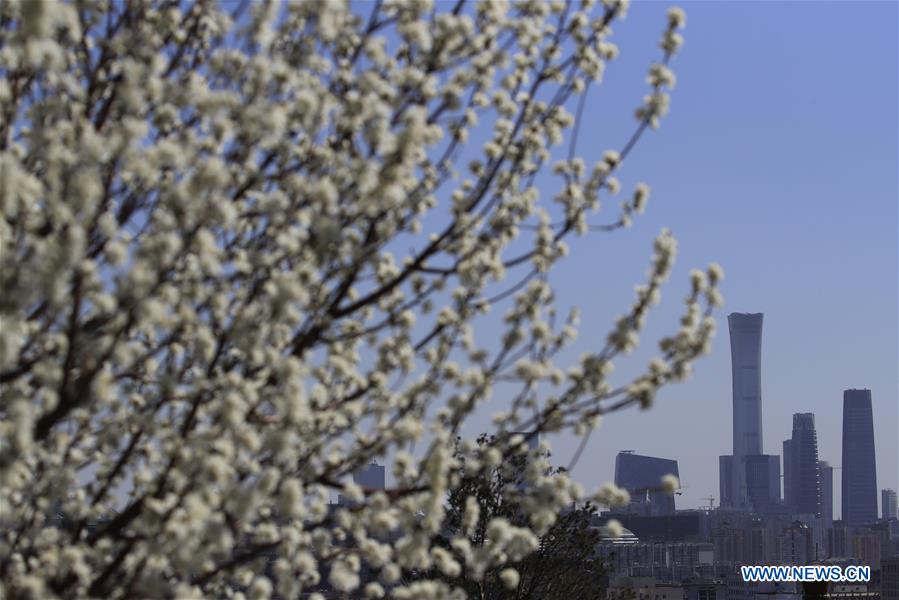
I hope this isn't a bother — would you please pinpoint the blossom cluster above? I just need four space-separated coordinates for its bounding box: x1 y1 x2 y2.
0 1 716 598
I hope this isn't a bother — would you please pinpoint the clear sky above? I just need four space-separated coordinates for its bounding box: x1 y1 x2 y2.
462 1 898 515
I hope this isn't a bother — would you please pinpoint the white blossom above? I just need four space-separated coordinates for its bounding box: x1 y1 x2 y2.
661 474 680 493
500 567 521 589
0 2 720 598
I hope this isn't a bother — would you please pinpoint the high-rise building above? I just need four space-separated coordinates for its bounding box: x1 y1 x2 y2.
819 461 833 529
779 520 814 565
719 313 769 509
729 313 764 457
881 556 899 600
841 389 877 526
783 439 794 511
745 454 781 514
338 461 387 506
883 489 898 521
718 455 737 508
354 461 386 490
788 413 821 516
827 521 853 559
614 451 679 516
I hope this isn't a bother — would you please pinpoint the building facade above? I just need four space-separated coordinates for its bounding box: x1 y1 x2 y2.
788 413 821 517
729 313 764 458
745 454 781 514
779 520 815 564
841 389 877 527
883 489 898 521
719 313 773 511
615 451 680 516
783 439 793 512
881 555 899 600
819 461 834 529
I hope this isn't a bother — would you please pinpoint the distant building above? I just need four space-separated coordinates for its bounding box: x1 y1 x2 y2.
883 489 898 521
851 527 882 567
355 461 386 490
783 439 794 512
745 454 782 515
825 583 879 600
722 571 800 600
615 451 680 516
841 389 878 527
338 461 386 506
779 520 814 564
820 461 834 529
682 578 726 600
788 413 821 517
729 313 764 458
720 313 778 512
598 511 710 543
608 577 686 600
826 521 853 559
599 541 715 580
881 555 899 600
711 518 779 566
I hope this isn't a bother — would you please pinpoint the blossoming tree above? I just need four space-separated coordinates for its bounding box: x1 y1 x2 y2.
436 434 609 599
0 0 720 598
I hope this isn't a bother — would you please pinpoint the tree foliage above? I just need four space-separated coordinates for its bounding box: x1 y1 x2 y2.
0 0 718 598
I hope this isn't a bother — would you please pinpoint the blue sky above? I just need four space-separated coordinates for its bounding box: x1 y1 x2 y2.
459 1 897 515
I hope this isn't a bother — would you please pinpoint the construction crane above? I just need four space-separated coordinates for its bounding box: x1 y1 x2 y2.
702 495 715 509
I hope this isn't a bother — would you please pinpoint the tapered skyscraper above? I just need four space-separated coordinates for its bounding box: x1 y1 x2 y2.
719 313 774 510
841 389 877 526
788 413 820 516
729 313 764 456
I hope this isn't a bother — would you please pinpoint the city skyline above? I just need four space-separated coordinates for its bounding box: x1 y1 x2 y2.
462 1 897 516
580 308 894 518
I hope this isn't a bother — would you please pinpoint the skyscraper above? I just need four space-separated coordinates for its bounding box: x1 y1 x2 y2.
745 454 781 514
883 489 898 521
789 413 821 516
841 389 877 526
729 313 764 457
355 461 386 490
819 461 833 529
614 451 679 516
719 313 777 510
783 439 794 511
339 461 387 506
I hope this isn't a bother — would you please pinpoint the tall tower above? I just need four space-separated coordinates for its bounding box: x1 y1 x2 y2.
841 389 877 526
882 489 897 521
720 313 765 509
819 461 833 529
783 439 794 511
729 313 764 456
788 413 820 516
